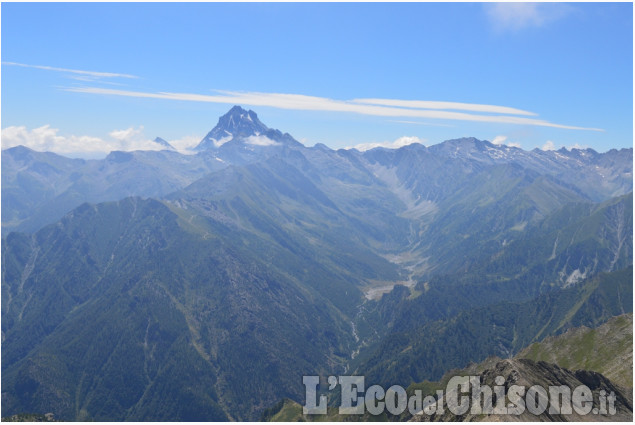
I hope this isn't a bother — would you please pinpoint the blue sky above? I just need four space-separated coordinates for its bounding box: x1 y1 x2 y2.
1 2 632 156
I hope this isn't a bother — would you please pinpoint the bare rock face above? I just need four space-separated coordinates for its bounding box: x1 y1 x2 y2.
413 358 633 422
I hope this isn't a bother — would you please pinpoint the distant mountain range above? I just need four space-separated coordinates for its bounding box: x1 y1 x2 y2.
2 106 632 421
3 106 631 236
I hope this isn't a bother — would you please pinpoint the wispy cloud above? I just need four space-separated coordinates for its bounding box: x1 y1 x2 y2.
389 120 454 127
64 87 604 132
542 140 556 151
492 135 521 148
347 136 424 152
109 126 145 141
355 98 536 116
485 3 573 32
2 61 138 80
166 135 204 153
244 135 280 146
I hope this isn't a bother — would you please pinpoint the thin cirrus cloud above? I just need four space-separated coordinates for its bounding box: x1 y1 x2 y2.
353 98 536 116
389 120 455 128
2 61 138 79
64 86 603 132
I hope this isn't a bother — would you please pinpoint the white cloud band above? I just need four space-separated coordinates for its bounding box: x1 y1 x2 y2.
2 61 138 79
353 98 536 116
64 86 603 132
1 125 169 156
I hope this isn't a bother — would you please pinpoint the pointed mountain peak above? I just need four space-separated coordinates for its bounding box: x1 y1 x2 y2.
217 105 266 134
226 105 251 116
194 106 270 151
153 137 175 150
227 105 247 114
194 106 303 152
